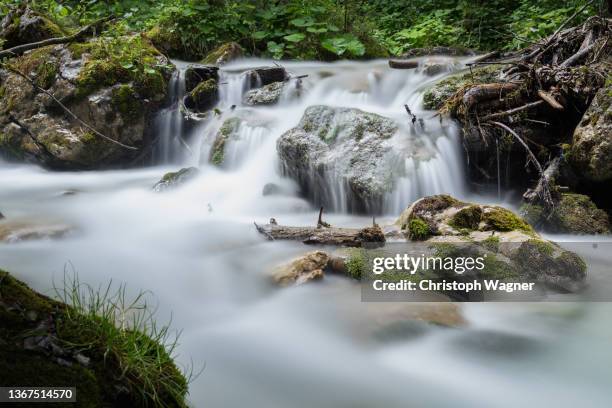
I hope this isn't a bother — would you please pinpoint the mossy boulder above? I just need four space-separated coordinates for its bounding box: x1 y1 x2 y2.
521 193 610 234
422 65 500 111
569 85 612 183
0 5 64 50
0 270 188 407
276 105 406 213
183 79 218 113
201 42 243 65
394 195 587 293
153 167 199 192
0 36 174 169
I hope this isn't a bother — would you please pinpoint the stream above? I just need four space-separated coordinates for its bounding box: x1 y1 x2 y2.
1 58 611 407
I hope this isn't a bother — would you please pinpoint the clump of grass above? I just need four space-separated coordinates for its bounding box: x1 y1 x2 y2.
54 273 196 408
408 218 430 241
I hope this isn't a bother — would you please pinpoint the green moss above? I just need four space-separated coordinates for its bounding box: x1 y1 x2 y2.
409 218 431 241
527 239 555 257
552 193 610 234
480 255 520 279
210 117 240 165
481 235 500 252
74 36 169 101
345 249 367 280
483 206 533 233
146 26 184 57
111 84 143 121
556 250 587 276
449 205 482 230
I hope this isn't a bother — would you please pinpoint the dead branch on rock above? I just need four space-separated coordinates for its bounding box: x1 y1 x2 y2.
523 156 561 209
481 100 544 121
3 64 137 151
537 90 564 110
462 83 521 110
0 16 114 59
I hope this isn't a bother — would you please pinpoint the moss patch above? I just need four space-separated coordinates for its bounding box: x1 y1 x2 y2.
210 117 240 165
449 205 482 230
482 206 533 233
409 218 431 241
201 42 243 65
345 249 367 280
111 84 143 121
552 193 610 234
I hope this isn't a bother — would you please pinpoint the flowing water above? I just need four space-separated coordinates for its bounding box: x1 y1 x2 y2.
1 58 611 407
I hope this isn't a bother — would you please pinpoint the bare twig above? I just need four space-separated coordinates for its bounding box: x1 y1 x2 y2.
537 89 564 110
481 100 544 121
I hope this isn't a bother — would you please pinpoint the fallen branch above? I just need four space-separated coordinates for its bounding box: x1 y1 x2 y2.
254 221 385 247
481 100 544 121
3 64 137 151
404 104 417 124
560 41 598 67
537 89 564 110
490 121 553 206
462 83 521 110
523 156 560 207
0 16 114 59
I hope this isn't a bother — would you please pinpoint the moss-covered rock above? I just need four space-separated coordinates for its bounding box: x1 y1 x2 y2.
183 79 218 113
0 270 188 407
569 85 612 183
201 42 243 65
243 81 285 105
0 36 173 169
0 5 65 50
522 193 610 234
392 194 587 293
209 117 241 166
184 64 219 93
422 65 500 110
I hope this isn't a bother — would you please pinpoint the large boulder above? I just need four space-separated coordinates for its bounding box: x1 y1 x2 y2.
0 37 173 169
569 86 612 183
276 105 404 213
0 6 64 50
394 194 587 292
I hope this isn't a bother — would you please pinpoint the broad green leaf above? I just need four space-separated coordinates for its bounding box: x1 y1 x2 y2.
283 33 305 43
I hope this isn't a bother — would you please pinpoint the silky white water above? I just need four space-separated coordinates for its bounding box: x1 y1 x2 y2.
1 58 612 407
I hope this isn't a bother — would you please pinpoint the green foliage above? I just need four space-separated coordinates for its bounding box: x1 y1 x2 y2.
483 207 534 233
449 205 483 230
345 249 366 280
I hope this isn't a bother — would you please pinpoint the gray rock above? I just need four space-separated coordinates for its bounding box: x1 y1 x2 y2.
245 67 288 90
0 6 63 49
244 81 284 105
276 105 403 213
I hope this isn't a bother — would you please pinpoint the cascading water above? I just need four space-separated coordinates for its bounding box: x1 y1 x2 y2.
3 57 611 408
155 57 467 215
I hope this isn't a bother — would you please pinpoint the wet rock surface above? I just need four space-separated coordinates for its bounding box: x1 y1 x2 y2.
153 167 199 192
276 105 407 213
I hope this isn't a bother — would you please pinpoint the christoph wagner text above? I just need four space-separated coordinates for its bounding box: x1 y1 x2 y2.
372 280 535 293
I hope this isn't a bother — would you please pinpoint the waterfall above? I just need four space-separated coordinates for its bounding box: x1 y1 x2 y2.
155 57 469 215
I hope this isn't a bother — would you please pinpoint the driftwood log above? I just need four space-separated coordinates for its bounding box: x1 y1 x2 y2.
254 222 385 247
